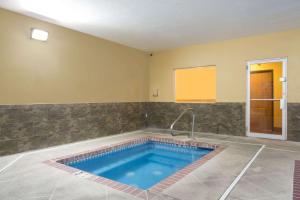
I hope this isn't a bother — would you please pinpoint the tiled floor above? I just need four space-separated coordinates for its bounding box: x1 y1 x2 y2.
0 130 300 200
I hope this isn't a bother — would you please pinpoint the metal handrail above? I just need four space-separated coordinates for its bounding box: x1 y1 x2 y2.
170 108 195 138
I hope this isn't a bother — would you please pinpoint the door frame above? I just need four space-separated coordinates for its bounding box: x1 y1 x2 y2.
246 58 288 140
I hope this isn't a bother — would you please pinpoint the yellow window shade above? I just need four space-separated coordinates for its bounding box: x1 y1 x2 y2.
175 66 216 102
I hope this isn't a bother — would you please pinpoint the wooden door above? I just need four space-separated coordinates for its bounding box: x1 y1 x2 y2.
250 71 274 133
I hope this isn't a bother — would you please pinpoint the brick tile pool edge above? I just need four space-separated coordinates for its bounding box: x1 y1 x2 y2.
43 135 225 200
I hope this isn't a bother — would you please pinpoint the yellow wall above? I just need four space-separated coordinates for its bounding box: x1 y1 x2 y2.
2 7 300 105
175 66 216 102
0 8 149 104
250 62 282 128
149 29 300 103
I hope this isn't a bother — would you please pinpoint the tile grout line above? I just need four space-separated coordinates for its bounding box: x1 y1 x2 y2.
265 147 300 153
0 154 25 175
194 137 300 153
0 131 141 176
16 130 142 157
170 135 249 144
197 137 264 146
218 144 265 200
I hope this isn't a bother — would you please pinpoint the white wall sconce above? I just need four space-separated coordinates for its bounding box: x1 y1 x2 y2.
31 28 48 41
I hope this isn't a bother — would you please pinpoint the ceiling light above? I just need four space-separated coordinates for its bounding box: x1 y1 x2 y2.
31 28 48 41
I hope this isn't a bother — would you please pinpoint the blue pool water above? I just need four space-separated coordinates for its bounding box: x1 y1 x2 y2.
67 141 213 190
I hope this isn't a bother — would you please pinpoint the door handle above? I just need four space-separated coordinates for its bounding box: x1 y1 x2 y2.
280 98 285 110
280 77 287 82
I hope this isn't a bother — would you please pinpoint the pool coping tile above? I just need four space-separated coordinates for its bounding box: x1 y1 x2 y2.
44 135 225 200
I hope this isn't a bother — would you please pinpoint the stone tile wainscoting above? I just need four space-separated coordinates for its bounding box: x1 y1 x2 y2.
0 103 146 155
145 102 246 137
0 102 300 155
146 102 300 141
288 103 300 141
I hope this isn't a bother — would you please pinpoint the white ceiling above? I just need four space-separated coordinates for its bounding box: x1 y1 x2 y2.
1 0 300 51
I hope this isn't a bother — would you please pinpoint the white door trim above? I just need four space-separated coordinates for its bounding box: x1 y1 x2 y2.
246 58 288 140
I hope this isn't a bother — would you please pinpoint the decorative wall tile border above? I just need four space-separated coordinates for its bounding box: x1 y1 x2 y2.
294 160 300 200
44 136 225 199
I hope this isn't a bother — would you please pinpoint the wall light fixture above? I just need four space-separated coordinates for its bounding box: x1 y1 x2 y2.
31 28 48 41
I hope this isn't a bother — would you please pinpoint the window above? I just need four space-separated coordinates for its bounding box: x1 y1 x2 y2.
175 66 216 102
